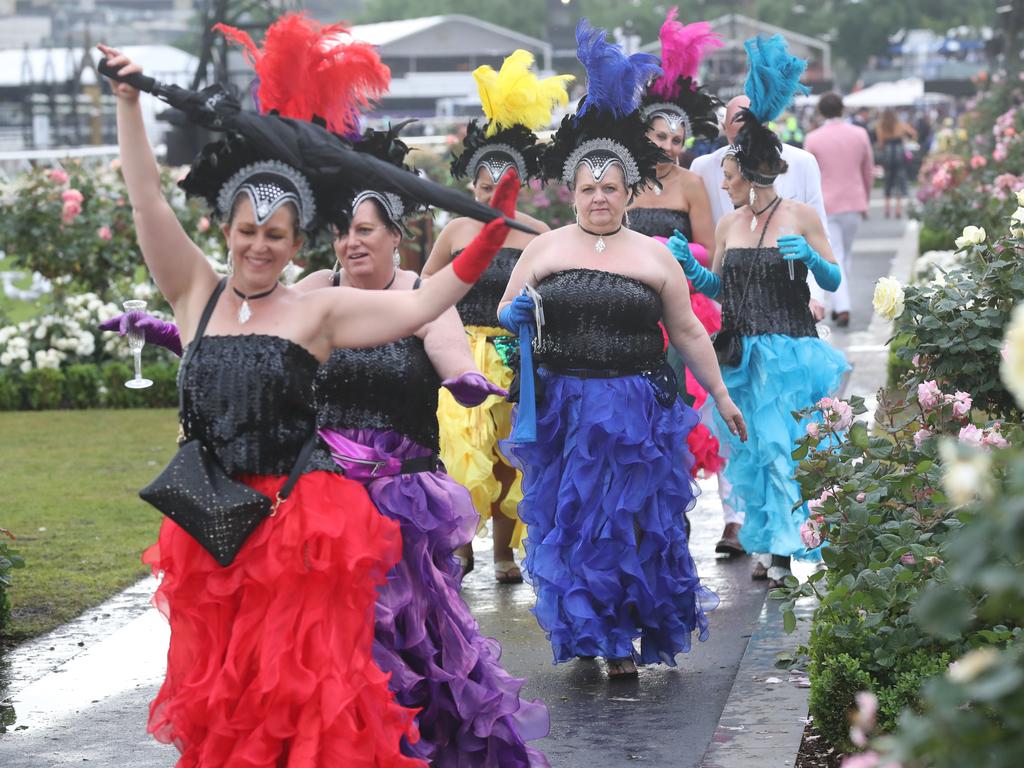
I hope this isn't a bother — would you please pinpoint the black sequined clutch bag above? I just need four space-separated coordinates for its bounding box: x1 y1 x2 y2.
140 440 273 566
139 279 315 567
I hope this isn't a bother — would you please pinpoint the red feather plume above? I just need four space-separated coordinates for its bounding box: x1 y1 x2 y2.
214 13 390 135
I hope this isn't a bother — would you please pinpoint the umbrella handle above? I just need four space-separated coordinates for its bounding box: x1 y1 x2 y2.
97 57 161 95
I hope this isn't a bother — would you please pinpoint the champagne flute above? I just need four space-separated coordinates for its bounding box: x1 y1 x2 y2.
122 299 153 389
777 224 796 281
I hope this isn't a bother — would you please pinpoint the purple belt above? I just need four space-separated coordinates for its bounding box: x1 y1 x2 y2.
319 429 442 481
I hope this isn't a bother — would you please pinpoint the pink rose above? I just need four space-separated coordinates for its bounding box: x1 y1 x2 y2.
197 216 211 233
800 517 823 549
994 145 1008 162
806 422 820 437
97 226 112 241
912 354 921 367
917 380 942 411
913 428 932 448
61 188 84 205
817 396 834 410
856 492 866 502
47 168 69 184
900 553 917 565
958 424 985 447
970 155 987 169
982 428 1009 448
951 391 972 419
830 400 854 430
841 752 881 768
61 200 82 224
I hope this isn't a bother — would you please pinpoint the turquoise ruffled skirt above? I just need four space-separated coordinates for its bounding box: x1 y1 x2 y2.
711 334 849 559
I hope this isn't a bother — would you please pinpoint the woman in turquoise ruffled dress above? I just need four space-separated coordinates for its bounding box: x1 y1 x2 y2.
668 35 849 587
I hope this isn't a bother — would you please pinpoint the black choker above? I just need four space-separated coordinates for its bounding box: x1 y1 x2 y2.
578 223 623 253
231 282 278 324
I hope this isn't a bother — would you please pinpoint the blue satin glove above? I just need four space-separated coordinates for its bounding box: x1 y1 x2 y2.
777 234 842 292
498 292 535 334
667 229 721 298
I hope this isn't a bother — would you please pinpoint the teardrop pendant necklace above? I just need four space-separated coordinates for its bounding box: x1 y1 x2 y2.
232 282 279 324
577 223 623 253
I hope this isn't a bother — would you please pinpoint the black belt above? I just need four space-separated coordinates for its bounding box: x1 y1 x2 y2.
540 363 659 379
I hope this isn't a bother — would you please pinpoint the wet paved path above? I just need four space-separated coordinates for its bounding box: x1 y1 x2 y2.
0 201 908 766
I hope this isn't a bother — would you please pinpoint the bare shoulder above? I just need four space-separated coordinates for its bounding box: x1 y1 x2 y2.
292 268 335 294
392 269 421 290
514 209 550 233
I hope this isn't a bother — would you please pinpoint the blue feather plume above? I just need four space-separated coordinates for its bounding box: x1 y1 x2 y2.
575 20 662 120
743 35 809 124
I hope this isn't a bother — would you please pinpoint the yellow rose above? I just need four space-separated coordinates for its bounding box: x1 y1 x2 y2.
872 276 905 321
1001 303 1024 409
1012 208 1024 238
939 439 993 507
954 225 986 249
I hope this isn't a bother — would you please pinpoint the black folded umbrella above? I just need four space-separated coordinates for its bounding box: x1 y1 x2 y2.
98 59 536 234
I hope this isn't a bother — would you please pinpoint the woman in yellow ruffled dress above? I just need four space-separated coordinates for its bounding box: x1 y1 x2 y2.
423 51 572 582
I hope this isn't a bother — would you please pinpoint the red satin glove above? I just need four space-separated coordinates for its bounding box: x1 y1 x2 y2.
451 171 520 283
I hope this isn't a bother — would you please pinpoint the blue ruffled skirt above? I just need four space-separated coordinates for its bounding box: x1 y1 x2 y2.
503 370 719 666
710 334 849 559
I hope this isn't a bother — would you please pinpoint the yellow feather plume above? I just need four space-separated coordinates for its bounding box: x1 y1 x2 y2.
473 49 574 137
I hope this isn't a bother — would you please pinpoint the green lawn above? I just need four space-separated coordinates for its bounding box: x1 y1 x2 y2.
1 408 179 640
0 257 46 324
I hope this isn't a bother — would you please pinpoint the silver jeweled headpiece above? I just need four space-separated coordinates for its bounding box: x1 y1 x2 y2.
352 189 405 226
641 102 692 136
465 143 528 185
216 160 317 230
562 138 641 188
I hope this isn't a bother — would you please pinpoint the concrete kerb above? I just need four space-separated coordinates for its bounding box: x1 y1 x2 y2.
699 220 921 768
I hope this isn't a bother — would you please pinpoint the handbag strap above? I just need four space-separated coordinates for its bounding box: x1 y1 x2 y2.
273 434 318 510
178 278 228 437
732 196 783 320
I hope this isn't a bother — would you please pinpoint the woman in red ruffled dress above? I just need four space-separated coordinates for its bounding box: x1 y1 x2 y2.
101 34 516 766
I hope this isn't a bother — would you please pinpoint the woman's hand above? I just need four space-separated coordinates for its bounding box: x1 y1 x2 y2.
96 44 142 102
716 395 747 442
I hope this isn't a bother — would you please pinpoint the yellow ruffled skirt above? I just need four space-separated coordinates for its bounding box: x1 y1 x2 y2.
438 325 525 548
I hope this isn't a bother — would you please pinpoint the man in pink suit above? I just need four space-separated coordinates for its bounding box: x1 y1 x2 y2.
804 92 874 327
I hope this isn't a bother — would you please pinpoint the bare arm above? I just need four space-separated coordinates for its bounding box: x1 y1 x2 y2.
860 132 875 203
656 247 746 439
682 173 716 263
421 307 476 379
316 263 481 350
99 45 213 313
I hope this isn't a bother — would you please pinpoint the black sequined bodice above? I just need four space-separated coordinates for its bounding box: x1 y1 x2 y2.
180 335 334 476
720 248 817 338
315 336 441 451
535 268 664 372
455 247 521 327
629 208 693 240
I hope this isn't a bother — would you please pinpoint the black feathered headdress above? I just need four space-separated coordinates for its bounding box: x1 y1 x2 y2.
543 20 665 193
728 35 809 185
351 120 425 229
450 50 573 184
641 11 723 141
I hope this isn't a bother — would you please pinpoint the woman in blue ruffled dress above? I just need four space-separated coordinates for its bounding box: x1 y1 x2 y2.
498 22 746 679
669 35 849 588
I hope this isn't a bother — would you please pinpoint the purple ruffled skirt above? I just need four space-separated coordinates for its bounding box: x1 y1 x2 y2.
338 428 550 767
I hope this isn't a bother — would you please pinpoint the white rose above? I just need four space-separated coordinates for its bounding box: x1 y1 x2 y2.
939 439 993 506
1016 188 1024 207
954 225 986 249
132 283 154 300
19 360 32 373
0 352 11 367
948 648 1000 683
1002 303 1024 409
872 277 906 321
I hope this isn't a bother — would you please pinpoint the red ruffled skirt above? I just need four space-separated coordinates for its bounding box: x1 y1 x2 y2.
142 470 425 767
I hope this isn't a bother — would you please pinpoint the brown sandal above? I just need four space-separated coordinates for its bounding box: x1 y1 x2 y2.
494 560 523 584
606 658 638 679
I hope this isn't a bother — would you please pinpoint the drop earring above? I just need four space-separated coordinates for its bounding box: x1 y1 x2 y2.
624 210 631 229
225 250 234 276
393 249 401 267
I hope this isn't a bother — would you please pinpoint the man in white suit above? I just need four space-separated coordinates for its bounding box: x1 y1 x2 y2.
690 95 843 564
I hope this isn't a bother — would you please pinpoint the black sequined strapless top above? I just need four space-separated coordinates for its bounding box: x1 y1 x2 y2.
628 208 693 240
314 336 441 451
180 335 335 476
720 248 817 338
455 247 521 327
535 268 664 372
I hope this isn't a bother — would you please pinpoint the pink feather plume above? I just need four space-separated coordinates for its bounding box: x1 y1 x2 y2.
650 8 723 100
